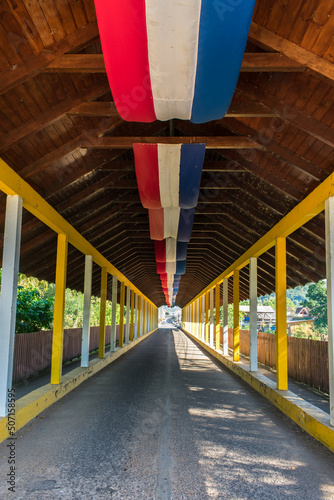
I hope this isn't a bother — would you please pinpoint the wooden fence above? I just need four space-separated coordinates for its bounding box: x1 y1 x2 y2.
225 328 329 393
13 326 119 384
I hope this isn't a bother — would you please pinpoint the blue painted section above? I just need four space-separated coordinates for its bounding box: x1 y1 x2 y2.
179 144 205 208
176 260 186 275
191 0 256 123
177 241 188 261
177 209 195 242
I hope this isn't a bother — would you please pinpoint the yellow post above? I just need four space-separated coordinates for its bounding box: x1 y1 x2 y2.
142 299 146 334
98 267 108 358
146 301 149 333
194 299 198 337
233 270 240 362
138 296 142 337
205 292 209 343
51 234 68 384
215 283 221 350
199 296 202 340
130 290 135 341
119 281 125 347
276 237 288 390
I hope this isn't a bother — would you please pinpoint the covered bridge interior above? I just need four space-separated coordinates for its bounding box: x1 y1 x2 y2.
0 0 334 467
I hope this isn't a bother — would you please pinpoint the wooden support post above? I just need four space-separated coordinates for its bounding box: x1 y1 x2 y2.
81 255 93 367
0 196 22 416
223 279 229 355
119 282 125 347
325 197 334 426
98 267 107 359
130 290 135 341
125 286 131 343
249 257 258 372
134 293 139 338
110 276 117 351
233 270 240 362
198 298 202 339
205 292 210 343
51 234 68 384
276 237 288 390
215 283 221 351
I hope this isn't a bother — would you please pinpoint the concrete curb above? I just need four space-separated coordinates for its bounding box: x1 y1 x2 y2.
0 329 157 443
183 329 334 453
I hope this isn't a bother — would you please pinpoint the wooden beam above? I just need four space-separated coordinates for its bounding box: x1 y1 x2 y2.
249 22 334 83
82 136 262 149
42 53 305 74
241 52 305 72
97 160 246 172
0 83 111 152
0 22 99 96
67 100 278 119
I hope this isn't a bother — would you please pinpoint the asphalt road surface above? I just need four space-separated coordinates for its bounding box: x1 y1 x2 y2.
0 328 333 499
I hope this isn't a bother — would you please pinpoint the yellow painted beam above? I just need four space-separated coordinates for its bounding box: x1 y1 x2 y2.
119 282 125 348
199 296 202 339
184 171 334 307
205 292 209 343
130 290 135 341
51 234 68 385
194 299 198 337
276 237 288 390
0 158 155 307
215 283 221 350
233 270 240 362
98 267 107 359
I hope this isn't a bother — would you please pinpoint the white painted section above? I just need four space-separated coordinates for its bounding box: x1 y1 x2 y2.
110 275 117 351
158 144 180 207
166 261 176 275
250 257 258 372
165 237 177 262
164 207 181 239
201 295 205 341
134 294 138 339
81 255 93 367
145 0 202 120
223 279 229 355
0 196 22 417
125 287 131 343
325 197 334 426
209 289 214 346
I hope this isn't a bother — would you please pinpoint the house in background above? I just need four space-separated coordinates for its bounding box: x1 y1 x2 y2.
239 305 276 331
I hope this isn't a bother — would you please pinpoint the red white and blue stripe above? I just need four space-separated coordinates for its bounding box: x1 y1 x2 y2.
134 143 205 306
94 0 256 124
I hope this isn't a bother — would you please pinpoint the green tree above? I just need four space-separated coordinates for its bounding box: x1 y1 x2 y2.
303 280 327 330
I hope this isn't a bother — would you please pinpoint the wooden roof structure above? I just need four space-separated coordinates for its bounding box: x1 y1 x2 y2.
0 0 333 307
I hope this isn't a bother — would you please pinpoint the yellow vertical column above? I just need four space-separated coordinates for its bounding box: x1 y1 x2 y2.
215 283 221 350
119 282 125 348
276 237 288 390
145 301 149 333
194 299 198 337
98 267 108 358
51 234 68 384
205 292 209 343
137 296 142 337
143 299 146 334
233 270 240 361
130 290 135 341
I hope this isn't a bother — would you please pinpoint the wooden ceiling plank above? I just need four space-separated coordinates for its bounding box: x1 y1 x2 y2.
82 136 262 149
0 82 110 151
248 22 334 82
0 21 99 96
237 81 334 149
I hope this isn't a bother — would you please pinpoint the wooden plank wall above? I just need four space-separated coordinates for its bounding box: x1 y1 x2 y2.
12 325 120 384
226 328 329 393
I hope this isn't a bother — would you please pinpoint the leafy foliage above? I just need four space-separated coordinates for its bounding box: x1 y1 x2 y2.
303 280 327 330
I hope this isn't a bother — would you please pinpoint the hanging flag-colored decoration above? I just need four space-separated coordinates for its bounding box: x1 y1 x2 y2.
134 143 205 306
94 0 256 123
